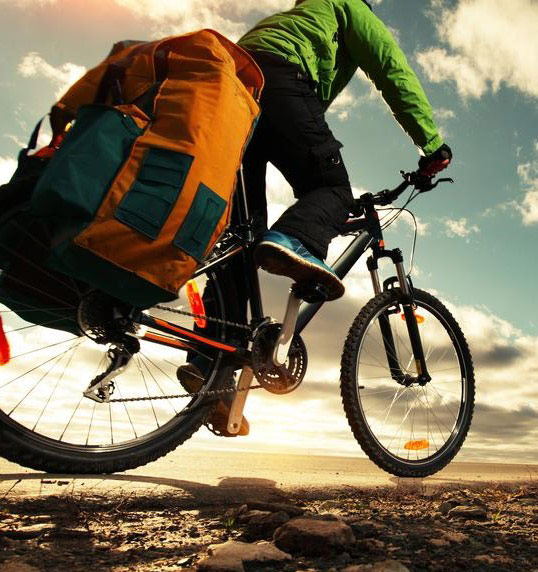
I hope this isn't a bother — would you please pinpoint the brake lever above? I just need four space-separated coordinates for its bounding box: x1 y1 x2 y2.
416 176 454 193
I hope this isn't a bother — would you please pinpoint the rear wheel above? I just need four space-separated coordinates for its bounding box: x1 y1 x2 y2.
341 288 474 477
0 201 245 474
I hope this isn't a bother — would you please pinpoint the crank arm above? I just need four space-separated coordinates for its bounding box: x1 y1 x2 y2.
272 290 301 366
227 366 254 435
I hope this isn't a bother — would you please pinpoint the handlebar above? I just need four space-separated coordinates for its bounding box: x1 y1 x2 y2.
353 171 454 215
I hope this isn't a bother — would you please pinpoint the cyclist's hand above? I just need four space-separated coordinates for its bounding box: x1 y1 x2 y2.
418 143 452 177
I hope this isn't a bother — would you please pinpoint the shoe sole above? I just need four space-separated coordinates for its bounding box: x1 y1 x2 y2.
254 241 345 301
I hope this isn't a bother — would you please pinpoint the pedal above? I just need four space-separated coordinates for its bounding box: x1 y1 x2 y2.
292 282 330 304
273 289 302 366
227 366 254 435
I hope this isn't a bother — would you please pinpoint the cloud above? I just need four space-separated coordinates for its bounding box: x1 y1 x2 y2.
0 0 56 5
514 142 538 225
434 108 455 121
327 87 358 121
443 217 479 239
417 0 538 100
0 157 17 185
113 0 291 40
18 53 86 100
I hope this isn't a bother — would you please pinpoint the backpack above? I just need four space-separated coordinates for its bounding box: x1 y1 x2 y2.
1 30 263 316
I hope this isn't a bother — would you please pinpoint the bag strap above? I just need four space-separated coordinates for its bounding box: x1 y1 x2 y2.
94 63 127 105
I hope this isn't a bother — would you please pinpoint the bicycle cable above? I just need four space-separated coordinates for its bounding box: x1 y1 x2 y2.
378 188 421 276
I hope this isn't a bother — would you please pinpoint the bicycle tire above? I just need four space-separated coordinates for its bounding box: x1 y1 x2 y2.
0 200 245 474
340 287 475 478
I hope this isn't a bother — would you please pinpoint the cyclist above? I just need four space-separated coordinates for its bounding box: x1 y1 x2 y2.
178 0 452 435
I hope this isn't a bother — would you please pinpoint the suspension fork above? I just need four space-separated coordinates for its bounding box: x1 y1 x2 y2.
367 248 431 385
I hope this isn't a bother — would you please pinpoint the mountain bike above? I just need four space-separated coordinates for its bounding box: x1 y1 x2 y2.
0 169 474 478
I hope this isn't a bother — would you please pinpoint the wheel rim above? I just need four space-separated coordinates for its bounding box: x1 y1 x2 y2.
0 206 228 452
355 297 470 466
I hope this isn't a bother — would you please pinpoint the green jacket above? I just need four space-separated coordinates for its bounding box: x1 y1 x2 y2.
238 0 443 155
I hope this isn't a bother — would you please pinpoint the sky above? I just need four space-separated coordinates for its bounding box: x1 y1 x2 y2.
1 0 538 466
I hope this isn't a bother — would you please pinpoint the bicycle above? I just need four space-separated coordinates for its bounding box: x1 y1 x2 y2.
0 168 474 478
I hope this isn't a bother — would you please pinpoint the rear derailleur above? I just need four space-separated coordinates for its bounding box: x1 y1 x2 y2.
77 290 140 403
83 340 139 403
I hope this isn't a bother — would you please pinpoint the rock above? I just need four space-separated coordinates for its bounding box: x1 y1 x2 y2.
474 554 495 565
441 530 468 543
2 558 42 572
439 499 466 515
245 511 290 538
428 538 450 547
518 497 538 506
348 519 384 538
237 510 271 523
355 538 386 553
197 557 244 572
300 511 341 521
273 518 355 556
224 505 248 520
2 523 55 540
202 540 291 571
343 561 410 572
246 501 304 517
447 506 488 520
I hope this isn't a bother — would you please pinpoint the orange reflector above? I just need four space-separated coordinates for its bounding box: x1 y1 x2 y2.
401 312 425 324
186 280 207 328
0 315 10 366
404 439 430 451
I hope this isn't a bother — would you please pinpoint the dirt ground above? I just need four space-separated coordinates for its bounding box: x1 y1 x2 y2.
1 480 538 572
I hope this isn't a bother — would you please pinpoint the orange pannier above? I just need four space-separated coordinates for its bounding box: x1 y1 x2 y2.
29 30 263 307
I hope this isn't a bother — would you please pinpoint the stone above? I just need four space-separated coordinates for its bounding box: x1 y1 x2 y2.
2 558 42 572
474 555 495 565
439 499 466 515
518 497 538 506
428 538 450 547
2 523 55 540
274 518 355 556
246 501 304 517
447 506 488 520
203 540 291 571
301 511 341 521
347 519 385 538
441 530 468 543
355 538 386 553
343 561 410 572
237 510 271 523
371 562 410 572
245 511 290 538
197 557 244 572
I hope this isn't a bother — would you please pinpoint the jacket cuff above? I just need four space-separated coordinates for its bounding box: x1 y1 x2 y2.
422 134 444 156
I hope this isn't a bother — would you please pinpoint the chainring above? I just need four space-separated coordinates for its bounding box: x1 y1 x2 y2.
251 322 307 394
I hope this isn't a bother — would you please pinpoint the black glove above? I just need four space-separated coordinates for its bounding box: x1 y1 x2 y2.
418 143 452 177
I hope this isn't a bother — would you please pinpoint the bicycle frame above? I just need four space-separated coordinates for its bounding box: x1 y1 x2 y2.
133 167 431 385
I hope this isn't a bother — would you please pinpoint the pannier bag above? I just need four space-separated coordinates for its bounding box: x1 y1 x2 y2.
16 30 263 308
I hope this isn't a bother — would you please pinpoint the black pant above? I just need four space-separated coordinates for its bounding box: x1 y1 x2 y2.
193 53 356 350
242 51 355 260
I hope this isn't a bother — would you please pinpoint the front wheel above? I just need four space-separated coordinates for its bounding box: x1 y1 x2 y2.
340 288 475 478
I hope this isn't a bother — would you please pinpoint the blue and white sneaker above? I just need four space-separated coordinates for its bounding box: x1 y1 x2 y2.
254 230 345 301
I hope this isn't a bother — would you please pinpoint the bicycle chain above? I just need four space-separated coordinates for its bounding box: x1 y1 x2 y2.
109 383 263 403
154 304 252 331
108 305 258 403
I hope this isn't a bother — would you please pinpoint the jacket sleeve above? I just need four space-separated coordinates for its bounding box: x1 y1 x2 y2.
342 0 443 155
